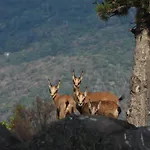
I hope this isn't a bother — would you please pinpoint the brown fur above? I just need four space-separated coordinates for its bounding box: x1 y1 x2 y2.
75 87 124 106
87 92 121 104
48 79 77 119
65 102 77 116
89 101 119 118
72 70 124 105
75 87 122 118
71 71 123 118
78 101 119 119
55 94 76 119
73 86 82 103
72 70 84 103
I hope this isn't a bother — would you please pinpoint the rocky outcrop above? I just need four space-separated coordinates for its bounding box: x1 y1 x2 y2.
0 124 22 150
27 114 136 150
1 114 150 150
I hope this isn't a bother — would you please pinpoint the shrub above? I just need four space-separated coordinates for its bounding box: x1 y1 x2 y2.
26 96 56 133
1 96 56 141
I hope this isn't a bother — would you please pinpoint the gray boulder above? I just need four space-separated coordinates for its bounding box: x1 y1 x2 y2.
27 114 136 150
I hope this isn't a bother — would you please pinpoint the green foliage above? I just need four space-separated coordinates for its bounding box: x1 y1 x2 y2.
1 105 25 131
95 3 118 20
0 118 14 130
0 0 135 65
95 0 150 37
0 0 136 122
96 1 130 20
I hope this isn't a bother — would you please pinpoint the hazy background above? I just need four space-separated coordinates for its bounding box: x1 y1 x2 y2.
0 0 136 121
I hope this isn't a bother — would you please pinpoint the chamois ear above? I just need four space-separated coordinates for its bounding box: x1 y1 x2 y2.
80 71 84 80
72 70 75 80
48 79 52 87
84 87 88 97
97 101 101 110
57 80 61 89
88 101 92 109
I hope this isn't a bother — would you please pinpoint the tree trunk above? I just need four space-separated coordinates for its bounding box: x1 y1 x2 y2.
126 29 150 127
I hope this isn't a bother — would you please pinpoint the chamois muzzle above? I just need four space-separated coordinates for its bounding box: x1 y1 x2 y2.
78 103 83 107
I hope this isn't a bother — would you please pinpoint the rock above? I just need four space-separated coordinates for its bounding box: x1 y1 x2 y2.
100 126 150 150
27 114 136 150
0 124 23 150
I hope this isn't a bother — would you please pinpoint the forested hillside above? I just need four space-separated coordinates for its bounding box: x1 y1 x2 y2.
0 0 136 121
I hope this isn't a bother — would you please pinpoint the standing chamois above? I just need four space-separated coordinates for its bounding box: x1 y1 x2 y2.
72 70 84 103
48 79 77 119
75 87 124 107
72 71 124 105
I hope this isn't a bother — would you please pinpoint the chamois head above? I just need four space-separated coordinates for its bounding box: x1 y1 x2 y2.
75 87 88 107
48 79 60 98
72 70 84 88
88 101 101 115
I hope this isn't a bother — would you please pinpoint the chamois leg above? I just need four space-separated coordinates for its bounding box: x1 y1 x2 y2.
72 104 77 114
69 102 77 114
59 104 66 119
56 109 59 120
66 104 72 115
65 103 76 116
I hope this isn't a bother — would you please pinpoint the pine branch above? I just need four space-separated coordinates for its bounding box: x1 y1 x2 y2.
95 0 132 20
97 4 129 16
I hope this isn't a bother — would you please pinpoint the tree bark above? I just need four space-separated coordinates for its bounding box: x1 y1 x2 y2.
126 29 150 127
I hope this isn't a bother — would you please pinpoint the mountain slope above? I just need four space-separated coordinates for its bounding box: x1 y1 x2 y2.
0 0 136 121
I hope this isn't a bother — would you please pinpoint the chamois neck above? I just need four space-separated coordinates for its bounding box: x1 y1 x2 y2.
73 86 80 92
52 93 60 102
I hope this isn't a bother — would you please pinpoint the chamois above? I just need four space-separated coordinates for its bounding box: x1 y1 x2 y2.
75 88 121 118
75 86 124 107
72 71 124 105
72 70 84 103
48 79 76 119
88 101 120 118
